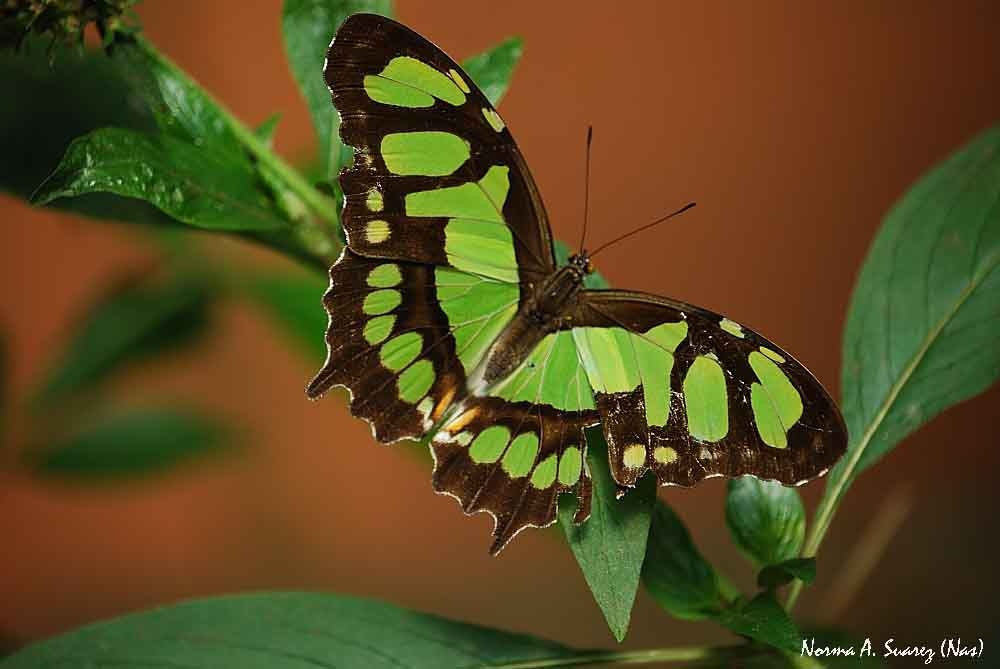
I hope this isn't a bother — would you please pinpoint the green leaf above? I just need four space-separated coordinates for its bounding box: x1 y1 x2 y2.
282 0 392 179
35 272 215 407
757 557 817 589
114 35 243 154
716 591 801 653
791 127 1000 613
242 270 328 362
461 36 523 107
27 407 230 481
0 39 170 227
725 476 805 566
837 125 1000 478
642 499 728 621
559 430 655 642
33 128 290 232
0 592 571 668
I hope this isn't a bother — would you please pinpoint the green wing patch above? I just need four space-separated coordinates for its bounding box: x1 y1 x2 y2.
435 268 519 372
492 330 595 411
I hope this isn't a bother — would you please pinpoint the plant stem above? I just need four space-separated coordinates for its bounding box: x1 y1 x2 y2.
481 644 764 668
133 35 342 260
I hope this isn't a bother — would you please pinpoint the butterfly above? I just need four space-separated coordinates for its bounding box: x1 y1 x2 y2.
307 13 847 555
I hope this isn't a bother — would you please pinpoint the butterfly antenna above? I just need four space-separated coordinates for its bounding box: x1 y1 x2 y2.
589 202 697 257
578 126 594 253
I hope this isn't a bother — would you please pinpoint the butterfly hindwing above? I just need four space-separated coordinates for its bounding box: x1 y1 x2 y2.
325 13 555 283
431 395 593 554
307 251 470 442
571 290 847 488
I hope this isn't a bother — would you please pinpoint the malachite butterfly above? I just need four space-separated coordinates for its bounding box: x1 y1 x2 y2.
308 14 847 554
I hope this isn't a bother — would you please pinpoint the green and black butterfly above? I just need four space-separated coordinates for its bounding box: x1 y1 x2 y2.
308 13 847 554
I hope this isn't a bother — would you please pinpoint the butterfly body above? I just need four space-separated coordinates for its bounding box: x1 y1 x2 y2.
309 14 847 554
471 256 589 392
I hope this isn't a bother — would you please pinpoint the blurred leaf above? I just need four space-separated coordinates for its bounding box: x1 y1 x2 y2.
0 592 573 668
35 272 215 407
282 0 392 179
757 558 816 589
461 36 523 107
725 476 805 567
837 126 1000 479
114 35 243 154
33 128 290 232
799 627 886 668
243 270 328 362
559 431 655 642
642 500 729 621
715 592 801 653
27 407 230 480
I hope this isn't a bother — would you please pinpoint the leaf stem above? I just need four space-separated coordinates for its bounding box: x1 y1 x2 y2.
133 35 342 261
786 257 993 611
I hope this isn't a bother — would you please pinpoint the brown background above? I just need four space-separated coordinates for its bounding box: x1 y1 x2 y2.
2 0 999 655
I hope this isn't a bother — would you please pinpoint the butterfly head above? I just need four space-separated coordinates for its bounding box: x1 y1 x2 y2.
567 252 595 277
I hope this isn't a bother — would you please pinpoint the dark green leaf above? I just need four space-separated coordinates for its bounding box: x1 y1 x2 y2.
725 476 805 566
0 592 572 668
114 35 243 154
716 591 801 653
757 557 817 589
837 126 1000 479
243 270 328 362
461 36 523 107
35 272 215 407
559 430 655 642
33 128 291 232
642 499 728 620
0 41 163 227
282 0 392 179
27 407 230 480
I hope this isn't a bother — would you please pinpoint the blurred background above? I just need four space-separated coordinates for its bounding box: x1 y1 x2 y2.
2 0 998 656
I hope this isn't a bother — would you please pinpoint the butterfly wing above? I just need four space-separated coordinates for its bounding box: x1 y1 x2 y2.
325 13 556 282
569 289 847 489
311 14 595 552
429 328 598 554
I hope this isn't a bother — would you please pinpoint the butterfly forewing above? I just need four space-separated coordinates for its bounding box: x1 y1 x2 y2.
325 13 555 283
